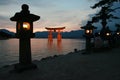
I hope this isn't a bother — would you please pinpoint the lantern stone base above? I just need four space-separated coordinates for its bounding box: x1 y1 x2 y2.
14 63 37 73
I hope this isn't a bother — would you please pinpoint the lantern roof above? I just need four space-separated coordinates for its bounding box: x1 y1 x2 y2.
105 26 112 33
116 28 120 32
81 21 97 29
10 4 40 22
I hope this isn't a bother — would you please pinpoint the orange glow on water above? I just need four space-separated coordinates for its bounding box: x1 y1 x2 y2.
47 40 62 53
57 40 62 52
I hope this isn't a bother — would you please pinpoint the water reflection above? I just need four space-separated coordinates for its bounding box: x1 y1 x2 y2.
47 39 62 53
57 40 62 52
0 39 85 67
47 40 53 51
0 39 19 67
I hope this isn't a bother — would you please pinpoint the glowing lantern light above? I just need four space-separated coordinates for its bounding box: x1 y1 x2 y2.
23 22 30 30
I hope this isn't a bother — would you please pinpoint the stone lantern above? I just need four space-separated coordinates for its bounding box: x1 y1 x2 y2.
81 21 97 53
10 4 40 72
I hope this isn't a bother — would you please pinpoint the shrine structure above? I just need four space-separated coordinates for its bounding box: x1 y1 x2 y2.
45 27 65 41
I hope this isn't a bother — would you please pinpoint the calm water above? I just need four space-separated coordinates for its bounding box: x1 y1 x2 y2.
0 39 85 67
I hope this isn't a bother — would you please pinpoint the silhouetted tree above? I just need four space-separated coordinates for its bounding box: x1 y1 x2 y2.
116 24 120 28
91 0 120 8
115 23 120 32
91 0 120 24
90 0 120 39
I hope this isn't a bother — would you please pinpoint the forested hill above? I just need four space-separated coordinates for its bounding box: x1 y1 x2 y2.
0 29 15 39
35 30 84 39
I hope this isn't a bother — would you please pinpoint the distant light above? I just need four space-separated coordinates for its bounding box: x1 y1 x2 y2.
117 32 120 35
86 30 90 34
86 29 93 34
98 32 100 35
106 33 110 36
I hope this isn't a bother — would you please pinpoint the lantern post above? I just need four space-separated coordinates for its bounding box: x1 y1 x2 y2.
116 26 120 36
10 4 40 72
114 26 120 46
81 21 97 54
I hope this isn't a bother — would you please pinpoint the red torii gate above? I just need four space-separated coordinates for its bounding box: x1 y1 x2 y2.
45 27 65 41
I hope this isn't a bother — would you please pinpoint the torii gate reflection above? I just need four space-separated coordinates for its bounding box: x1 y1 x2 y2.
45 27 65 41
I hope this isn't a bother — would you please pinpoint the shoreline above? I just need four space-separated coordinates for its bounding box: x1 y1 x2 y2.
0 47 120 80
0 48 85 69
0 38 86 68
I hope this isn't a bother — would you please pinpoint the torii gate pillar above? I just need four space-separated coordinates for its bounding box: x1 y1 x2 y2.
57 30 62 41
48 30 53 41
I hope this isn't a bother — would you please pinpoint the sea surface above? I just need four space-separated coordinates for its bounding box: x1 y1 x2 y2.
0 38 85 67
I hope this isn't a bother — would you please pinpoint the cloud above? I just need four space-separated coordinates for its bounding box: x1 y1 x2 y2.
0 0 100 32
31 0 55 8
0 15 14 29
86 0 100 2
0 0 15 5
0 15 8 20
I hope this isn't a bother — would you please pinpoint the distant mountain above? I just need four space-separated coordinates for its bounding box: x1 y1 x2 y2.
62 30 84 38
0 29 99 39
35 30 84 39
0 29 15 39
35 31 49 38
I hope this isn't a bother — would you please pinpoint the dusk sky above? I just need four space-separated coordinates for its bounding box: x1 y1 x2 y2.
0 0 119 32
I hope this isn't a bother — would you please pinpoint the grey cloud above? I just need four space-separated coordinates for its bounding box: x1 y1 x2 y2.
86 0 100 2
81 13 96 26
0 15 8 21
31 0 56 8
0 0 15 5
0 15 11 25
